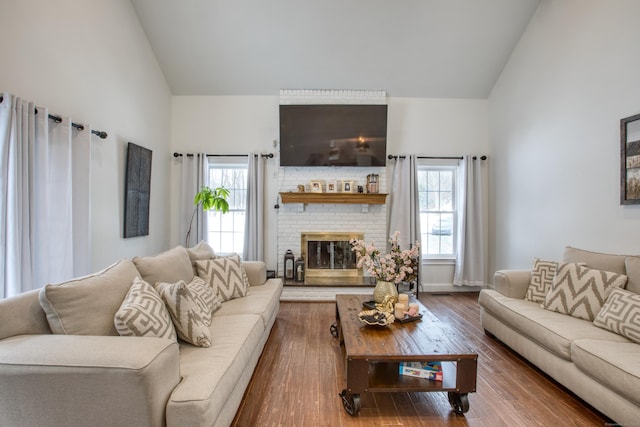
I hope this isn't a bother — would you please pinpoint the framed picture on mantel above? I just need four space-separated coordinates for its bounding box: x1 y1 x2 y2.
621 113 640 205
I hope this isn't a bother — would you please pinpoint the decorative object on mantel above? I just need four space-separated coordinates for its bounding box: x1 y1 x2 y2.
310 180 323 193
342 180 354 193
327 180 338 193
350 231 421 303
366 174 379 193
184 186 229 246
297 184 305 192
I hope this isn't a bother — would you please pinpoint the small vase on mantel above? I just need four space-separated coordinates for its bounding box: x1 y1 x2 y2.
373 280 398 304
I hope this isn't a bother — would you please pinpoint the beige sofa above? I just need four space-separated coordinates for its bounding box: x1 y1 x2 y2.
479 247 640 425
0 244 283 427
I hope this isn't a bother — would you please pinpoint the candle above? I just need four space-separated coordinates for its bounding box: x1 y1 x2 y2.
407 303 419 317
394 303 406 319
398 293 409 305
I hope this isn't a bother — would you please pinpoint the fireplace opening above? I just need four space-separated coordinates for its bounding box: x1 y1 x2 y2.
301 232 364 280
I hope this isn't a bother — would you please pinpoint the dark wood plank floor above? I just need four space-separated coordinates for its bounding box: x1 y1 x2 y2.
232 292 613 427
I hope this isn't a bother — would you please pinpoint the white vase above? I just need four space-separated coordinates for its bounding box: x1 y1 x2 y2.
373 280 398 304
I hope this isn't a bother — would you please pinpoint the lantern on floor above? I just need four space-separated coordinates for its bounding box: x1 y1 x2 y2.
294 256 305 282
284 249 295 280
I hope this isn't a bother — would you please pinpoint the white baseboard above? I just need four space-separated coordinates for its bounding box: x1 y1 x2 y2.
280 283 485 302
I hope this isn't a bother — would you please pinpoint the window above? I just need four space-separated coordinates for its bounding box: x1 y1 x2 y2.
418 163 457 258
206 160 247 255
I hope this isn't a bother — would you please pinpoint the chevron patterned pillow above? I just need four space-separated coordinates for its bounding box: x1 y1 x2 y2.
525 258 558 303
593 288 640 344
195 255 249 302
542 263 627 321
114 277 177 340
154 277 214 347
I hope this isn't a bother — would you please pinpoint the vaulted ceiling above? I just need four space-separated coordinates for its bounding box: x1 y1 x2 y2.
131 0 539 98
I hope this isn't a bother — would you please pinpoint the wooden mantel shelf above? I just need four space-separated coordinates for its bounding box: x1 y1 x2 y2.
279 192 387 205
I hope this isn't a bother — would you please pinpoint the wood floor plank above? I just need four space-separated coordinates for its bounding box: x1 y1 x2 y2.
231 293 614 427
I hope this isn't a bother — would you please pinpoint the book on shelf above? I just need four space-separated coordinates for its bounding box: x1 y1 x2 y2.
399 361 443 381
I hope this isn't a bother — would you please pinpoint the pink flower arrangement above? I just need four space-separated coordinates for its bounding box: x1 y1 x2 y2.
350 231 420 284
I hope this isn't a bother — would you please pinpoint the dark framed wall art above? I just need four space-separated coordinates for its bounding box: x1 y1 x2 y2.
621 113 640 205
124 142 152 237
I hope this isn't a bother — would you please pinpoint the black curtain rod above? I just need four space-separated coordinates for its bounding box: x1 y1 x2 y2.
173 152 274 159
0 95 108 139
0 96 108 140
388 154 487 161
44 112 108 139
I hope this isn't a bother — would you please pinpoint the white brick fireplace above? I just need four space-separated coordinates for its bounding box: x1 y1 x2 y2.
276 165 388 280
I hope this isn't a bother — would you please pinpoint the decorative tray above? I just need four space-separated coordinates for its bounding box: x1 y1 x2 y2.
362 300 377 310
395 313 423 323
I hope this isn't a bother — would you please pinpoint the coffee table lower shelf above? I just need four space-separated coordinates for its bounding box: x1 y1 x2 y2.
338 358 474 415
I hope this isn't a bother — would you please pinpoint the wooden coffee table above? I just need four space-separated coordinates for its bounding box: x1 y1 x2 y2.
332 294 477 416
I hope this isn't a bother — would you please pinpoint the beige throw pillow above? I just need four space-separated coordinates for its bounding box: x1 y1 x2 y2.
114 277 177 340
195 255 249 302
132 246 194 286
154 277 213 347
593 288 640 344
542 263 627 321
525 258 558 303
39 259 139 335
187 241 216 262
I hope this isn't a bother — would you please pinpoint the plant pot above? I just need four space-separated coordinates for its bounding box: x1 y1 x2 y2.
373 280 398 304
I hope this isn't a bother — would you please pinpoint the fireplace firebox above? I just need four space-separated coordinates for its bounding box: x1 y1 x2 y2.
301 232 364 280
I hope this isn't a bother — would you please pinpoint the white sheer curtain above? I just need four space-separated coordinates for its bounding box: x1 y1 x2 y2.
454 155 487 286
387 155 422 279
0 93 92 298
243 153 265 261
179 153 208 248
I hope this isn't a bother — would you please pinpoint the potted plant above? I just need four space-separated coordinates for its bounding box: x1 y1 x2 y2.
185 186 230 246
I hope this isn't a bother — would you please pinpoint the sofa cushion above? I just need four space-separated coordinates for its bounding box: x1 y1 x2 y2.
525 258 558 303
154 277 213 347
214 279 283 328
114 277 177 340
195 255 249 302
166 313 265 426
542 263 627 321
132 246 194 285
562 246 628 274
625 256 640 294
38 259 139 335
571 339 640 406
593 288 640 344
479 289 629 360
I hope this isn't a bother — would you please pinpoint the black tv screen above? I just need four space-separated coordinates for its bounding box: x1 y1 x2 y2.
279 104 387 167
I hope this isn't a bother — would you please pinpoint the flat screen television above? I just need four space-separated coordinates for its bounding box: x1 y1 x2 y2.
279 104 387 167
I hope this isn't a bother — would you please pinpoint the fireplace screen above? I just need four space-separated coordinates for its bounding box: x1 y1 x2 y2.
301 232 364 278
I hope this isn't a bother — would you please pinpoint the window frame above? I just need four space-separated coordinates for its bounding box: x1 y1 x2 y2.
206 157 248 257
417 159 460 261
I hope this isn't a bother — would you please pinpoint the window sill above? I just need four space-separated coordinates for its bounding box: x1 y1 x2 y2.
422 258 456 266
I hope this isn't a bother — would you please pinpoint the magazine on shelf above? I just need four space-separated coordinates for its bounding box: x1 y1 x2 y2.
399 361 443 381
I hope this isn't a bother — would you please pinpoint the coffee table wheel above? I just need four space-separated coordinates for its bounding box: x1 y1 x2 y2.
330 323 338 338
448 392 469 414
339 389 361 415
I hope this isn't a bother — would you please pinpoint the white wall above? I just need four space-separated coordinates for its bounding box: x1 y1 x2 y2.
0 0 173 270
489 0 640 272
171 95 489 286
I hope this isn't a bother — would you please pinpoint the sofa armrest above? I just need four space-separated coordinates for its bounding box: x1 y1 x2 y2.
493 270 531 299
0 334 180 427
242 261 267 286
